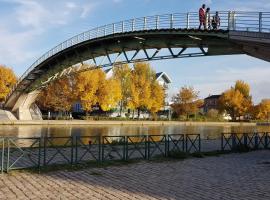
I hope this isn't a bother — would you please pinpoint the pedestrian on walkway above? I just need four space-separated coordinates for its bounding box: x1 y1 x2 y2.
211 11 221 30
199 4 206 30
205 7 211 30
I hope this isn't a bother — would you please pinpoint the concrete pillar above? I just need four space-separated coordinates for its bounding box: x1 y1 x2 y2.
11 91 42 120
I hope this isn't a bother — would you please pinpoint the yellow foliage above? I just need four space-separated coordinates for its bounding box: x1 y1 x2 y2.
75 68 122 112
98 78 122 111
149 81 165 113
253 99 270 120
37 77 75 112
219 80 252 121
127 62 155 112
0 65 17 102
172 86 200 118
74 69 103 112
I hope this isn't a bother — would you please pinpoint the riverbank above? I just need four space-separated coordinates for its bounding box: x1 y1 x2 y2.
0 120 257 126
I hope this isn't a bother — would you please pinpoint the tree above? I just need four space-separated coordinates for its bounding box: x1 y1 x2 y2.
0 65 17 102
148 81 165 114
235 80 250 99
172 86 200 119
37 77 75 112
252 99 270 120
219 80 252 121
98 78 122 111
74 69 103 113
113 64 132 115
219 89 244 121
127 62 155 118
75 68 122 113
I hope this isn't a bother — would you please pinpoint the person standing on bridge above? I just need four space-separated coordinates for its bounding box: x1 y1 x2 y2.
211 11 221 30
199 4 206 30
205 7 211 30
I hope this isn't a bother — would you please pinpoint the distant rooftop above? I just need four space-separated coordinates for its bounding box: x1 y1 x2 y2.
205 95 221 100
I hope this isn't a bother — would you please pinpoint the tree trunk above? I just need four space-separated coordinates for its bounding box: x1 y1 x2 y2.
119 101 123 117
137 108 140 119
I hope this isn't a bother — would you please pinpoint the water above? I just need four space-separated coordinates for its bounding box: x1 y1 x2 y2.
0 124 269 139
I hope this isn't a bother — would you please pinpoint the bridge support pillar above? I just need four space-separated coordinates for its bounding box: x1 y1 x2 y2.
12 91 42 120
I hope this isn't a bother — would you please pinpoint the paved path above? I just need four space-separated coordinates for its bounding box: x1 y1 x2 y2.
0 151 270 200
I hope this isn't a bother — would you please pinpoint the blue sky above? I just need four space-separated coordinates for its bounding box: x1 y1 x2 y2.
0 0 270 103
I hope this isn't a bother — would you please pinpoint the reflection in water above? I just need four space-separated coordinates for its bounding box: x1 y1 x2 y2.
0 124 269 140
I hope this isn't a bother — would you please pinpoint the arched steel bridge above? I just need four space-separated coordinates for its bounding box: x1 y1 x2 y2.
3 11 270 120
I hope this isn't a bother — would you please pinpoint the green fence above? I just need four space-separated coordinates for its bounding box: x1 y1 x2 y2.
1 132 268 173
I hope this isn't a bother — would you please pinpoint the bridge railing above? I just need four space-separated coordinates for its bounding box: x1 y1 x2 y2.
6 11 270 99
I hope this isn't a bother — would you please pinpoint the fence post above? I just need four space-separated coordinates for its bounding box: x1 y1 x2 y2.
259 12 262 32
187 12 190 29
254 133 259 149
124 136 127 161
156 15 159 29
43 137 46 166
221 133 224 151
232 133 236 151
112 23 115 34
1 138 4 174
170 14 174 29
166 135 169 157
144 17 147 30
244 133 248 147
71 136 74 165
38 138 41 172
264 133 268 149
147 135 150 159
198 134 201 152
98 135 101 163
132 19 135 31
101 136 104 162
6 138 10 173
122 21 125 33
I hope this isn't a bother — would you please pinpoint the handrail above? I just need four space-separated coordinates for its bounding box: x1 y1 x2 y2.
6 11 270 100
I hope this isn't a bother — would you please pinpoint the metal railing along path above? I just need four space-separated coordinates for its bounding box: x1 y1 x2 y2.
0 134 200 173
6 11 270 99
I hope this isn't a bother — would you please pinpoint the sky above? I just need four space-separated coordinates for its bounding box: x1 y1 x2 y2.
0 0 270 103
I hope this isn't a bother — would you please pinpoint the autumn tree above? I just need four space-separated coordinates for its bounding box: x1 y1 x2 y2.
149 81 165 114
36 77 75 112
219 80 252 121
172 86 200 119
98 78 122 111
74 68 122 113
252 99 270 120
127 62 164 118
0 65 17 103
113 64 132 115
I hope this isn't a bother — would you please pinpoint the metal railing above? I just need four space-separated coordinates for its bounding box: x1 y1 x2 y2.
0 132 269 173
0 134 200 173
6 11 270 100
221 132 270 151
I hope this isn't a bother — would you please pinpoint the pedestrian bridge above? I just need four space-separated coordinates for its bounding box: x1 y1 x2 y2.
3 11 270 120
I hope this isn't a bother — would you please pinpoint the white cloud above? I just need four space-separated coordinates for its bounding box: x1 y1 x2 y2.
0 0 97 70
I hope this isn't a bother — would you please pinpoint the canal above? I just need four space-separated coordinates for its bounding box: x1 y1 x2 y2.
0 123 269 139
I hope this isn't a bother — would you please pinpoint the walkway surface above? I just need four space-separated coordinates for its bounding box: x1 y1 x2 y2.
0 151 270 200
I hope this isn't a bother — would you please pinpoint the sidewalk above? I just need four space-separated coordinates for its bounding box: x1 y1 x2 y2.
0 151 270 200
